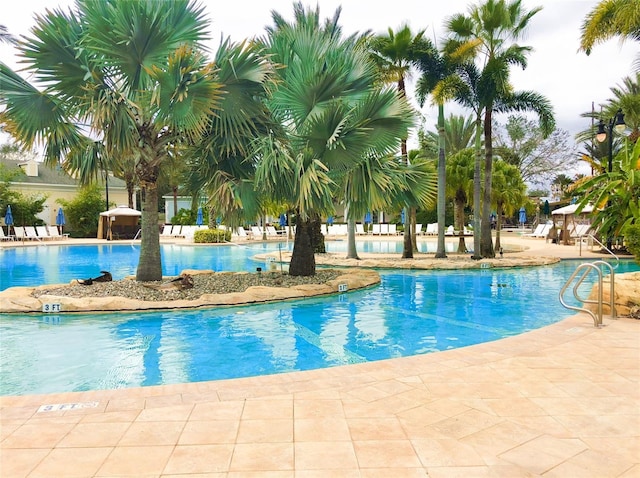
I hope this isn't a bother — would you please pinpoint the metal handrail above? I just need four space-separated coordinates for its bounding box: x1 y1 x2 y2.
591 260 616 319
578 234 619 263
559 263 603 327
559 260 617 327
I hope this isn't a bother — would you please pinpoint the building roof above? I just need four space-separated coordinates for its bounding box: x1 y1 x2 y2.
0 157 126 188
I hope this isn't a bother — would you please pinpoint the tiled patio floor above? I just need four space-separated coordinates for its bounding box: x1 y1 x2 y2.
1 313 638 477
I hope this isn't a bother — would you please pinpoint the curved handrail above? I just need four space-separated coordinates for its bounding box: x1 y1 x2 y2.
591 260 616 319
579 234 619 263
559 263 603 327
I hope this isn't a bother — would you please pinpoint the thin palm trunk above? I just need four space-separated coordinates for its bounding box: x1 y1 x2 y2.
495 202 504 252
136 186 162 281
472 114 483 259
480 109 495 258
346 215 359 259
410 207 417 252
455 196 468 253
435 103 447 258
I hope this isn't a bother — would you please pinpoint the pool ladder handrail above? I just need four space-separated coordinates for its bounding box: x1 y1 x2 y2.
559 260 616 327
577 234 619 263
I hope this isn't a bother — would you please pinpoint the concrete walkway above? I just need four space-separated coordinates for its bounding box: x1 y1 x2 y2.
1 233 638 477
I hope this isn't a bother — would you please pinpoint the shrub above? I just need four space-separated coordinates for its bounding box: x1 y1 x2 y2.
58 184 104 237
624 223 640 264
194 228 231 243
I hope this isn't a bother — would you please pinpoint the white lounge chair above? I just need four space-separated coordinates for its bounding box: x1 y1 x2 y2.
47 226 69 240
388 224 397 235
24 226 42 241
445 225 455 236
356 224 365 235
171 225 184 237
524 223 545 238
415 223 423 235
266 226 279 237
0 228 14 241
425 223 438 235
13 226 26 240
36 225 54 240
161 225 173 237
372 224 381 235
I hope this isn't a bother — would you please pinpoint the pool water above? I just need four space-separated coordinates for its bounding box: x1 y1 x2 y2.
1 244 637 396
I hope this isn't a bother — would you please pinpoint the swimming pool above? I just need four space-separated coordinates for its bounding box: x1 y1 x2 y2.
1 244 637 396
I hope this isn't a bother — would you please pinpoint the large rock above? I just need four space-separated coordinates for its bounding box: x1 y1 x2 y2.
0 269 380 314
587 271 640 316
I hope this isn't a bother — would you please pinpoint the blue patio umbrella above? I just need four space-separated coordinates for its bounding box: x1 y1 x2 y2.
401 209 406 224
4 205 13 234
364 211 372 224
56 207 66 235
56 207 66 226
519 207 527 225
279 213 286 227
327 216 333 225
196 207 203 226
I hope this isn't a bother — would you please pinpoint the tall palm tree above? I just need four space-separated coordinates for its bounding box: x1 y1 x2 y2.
0 1 272 281
368 24 433 259
254 3 416 276
580 0 640 71
445 0 555 258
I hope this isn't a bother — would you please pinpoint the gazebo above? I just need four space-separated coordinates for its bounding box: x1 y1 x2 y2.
97 205 141 240
551 203 594 245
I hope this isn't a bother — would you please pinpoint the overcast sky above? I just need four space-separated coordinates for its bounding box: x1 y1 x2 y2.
1 0 637 146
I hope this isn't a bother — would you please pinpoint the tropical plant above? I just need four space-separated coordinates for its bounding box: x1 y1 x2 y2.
575 135 640 243
254 3 420 275
0 25 17 45
491 160 527 251
579 0 640 71
446 148 475 253
624 223 640 263
368 24 435 258
445 0 555 258
0 0 273 281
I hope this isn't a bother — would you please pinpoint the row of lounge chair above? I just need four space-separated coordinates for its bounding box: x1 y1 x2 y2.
160 224 208 239
0 225 68 241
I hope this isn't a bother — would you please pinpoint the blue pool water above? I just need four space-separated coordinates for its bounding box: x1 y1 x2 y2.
1 244 637 396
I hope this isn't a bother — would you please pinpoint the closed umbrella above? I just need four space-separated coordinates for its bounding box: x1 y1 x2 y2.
327 216 333 225
4 205 14 235
196 207 203 226
56 207 66 235
543 200 550 217
401 209 406 224
279 213 286 227
364 212 371 224
519 207 527 226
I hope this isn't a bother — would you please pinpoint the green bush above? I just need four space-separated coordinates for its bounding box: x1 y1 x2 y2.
58 184 104 237
624 223 640 264
194 228 231 243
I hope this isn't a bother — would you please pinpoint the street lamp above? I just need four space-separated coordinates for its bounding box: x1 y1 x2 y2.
596 108 626 173
595 108 626 250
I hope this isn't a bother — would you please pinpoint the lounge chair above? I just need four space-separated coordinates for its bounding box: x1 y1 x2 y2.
161 225 173 237
524 223 547 238
445 225 455 236
36 226 54 240
266 225 279 237
181 225 197 239
171 225 184 237
24 226 42 241
0 228 14 241
388 224 398 235
425 223 438 235
48 226 69 240
415 223 423 235
372 224 381 235
356 224 365 235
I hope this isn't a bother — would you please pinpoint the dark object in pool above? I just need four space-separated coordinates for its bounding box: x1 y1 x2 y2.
78 271 112 286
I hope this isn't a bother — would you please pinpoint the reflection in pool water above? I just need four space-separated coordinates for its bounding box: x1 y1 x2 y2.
1 243 637 396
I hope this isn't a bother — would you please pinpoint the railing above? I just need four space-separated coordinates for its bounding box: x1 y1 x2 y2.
577 234 619 263
559 260 616 327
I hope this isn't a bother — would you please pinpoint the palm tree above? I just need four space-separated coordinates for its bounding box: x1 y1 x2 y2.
368 24 434 259
254 3 416 276
491 160 526 252
0 1 272 281
446 149 475 253
445 0 555 258
580 0 640 71
0 25 17 45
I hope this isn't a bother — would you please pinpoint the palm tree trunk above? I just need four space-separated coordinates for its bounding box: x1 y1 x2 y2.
410 207 417 252
136 185 162 281
455 198 467 253
289 218 316 276
495 203 503 252
480 110 495 258
435 103 447 258
472 114 483 260
346 215 359 259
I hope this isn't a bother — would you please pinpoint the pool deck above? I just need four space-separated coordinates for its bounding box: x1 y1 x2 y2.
1 233 638 477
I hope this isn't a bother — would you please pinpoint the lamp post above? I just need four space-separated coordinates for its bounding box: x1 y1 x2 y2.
596 108 626 174
595 108 625 249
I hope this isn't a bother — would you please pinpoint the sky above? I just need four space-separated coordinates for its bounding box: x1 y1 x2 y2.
0 0 637 150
